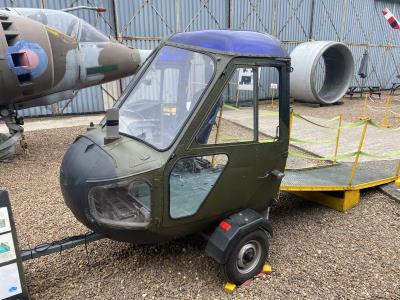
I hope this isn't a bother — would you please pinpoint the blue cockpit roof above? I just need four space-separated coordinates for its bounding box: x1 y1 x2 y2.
169 30 288 57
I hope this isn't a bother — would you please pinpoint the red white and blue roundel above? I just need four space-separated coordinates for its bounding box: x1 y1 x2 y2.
7 39 48 79
382 8 400 30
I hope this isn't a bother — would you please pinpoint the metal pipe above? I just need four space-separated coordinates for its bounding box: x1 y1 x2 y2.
112 0 121 40
62 6 106 13
21 232 103 261
348 121 369 186
308 0 315 40
228 0 233 29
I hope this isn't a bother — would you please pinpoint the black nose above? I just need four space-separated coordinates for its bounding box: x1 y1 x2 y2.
60 135 116 226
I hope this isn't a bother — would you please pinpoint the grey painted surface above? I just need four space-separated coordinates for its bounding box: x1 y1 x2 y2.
290 41 354 104
0 0 399 116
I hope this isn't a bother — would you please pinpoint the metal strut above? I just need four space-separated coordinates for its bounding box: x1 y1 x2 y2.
20 232 104 261
0 108 24 160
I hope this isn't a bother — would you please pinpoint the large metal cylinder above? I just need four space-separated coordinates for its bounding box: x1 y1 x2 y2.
290 41 354 105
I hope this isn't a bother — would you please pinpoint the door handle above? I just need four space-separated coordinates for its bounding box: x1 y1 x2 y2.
257 170 285 180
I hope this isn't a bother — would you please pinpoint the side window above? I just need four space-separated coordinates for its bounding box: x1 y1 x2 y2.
197 67 255 144
170 154 228 218
258 66 280 141
197 66 280 145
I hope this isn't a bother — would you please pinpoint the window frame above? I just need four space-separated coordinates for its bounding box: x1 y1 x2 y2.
116 45 217 152
193 58 284 147
168 153 229 220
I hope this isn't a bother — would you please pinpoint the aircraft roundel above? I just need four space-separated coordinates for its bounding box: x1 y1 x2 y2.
7 39 48 78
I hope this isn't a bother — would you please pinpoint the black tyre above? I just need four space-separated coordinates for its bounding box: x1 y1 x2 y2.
222 229 269 285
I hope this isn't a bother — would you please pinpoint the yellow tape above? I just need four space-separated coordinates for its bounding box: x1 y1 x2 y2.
342 119 400 130
290 136 336 144
359 150 400 158
291 111 334 128
341 120 365 129
288 150 336 161
289 149 400 161
259 138 275 143
223 103 240 111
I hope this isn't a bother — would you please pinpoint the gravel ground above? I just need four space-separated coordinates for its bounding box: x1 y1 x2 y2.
0 98 399 299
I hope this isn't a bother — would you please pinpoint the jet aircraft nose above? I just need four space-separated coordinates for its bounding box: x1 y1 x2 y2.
79 43 150 87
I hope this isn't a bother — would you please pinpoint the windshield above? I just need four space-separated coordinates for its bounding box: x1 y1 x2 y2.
15 8 80 39
15 8 109 42
119 46 215 150
79 20 109 42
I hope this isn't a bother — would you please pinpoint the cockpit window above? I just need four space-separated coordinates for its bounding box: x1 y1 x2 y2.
15 8 79 39
14 8 108 42
119 46 215 150
79 21 109 42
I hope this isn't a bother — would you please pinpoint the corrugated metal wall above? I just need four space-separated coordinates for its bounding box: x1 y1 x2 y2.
1 0 399 115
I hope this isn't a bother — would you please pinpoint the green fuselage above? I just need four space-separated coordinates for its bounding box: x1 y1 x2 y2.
60 33 291 243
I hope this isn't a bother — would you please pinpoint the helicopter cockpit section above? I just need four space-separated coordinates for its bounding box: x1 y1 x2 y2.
60 30 290 284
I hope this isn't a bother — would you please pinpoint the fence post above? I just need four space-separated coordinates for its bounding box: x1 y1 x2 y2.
380 95 391 128
289 110 294 139
348 120 369 186
271 88 275 109
211 102 225 166
333 114 343 164
359 93 369 120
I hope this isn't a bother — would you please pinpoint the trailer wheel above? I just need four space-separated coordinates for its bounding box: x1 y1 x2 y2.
222 229 268 285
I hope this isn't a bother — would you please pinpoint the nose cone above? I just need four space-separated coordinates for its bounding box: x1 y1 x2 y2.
60 135 117 227
81 43 143 86
99 43 142 80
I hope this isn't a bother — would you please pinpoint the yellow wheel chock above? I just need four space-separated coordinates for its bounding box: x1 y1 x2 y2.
224 282 237 294
224 264 272 294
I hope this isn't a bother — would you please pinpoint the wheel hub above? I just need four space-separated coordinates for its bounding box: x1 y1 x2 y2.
236 240 262 274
